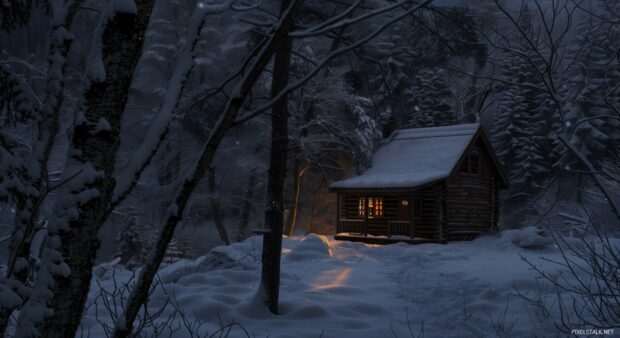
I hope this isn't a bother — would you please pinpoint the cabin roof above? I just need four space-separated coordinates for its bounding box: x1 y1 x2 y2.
330 123 506 190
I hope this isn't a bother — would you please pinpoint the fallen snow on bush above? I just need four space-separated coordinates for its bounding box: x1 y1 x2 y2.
82 230 577 337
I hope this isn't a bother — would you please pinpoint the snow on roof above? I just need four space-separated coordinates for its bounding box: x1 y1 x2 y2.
330 123 480 189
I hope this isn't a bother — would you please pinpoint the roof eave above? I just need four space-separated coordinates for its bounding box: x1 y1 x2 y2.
328 177 448 193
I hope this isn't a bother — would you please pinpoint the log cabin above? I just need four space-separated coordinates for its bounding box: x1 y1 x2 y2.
328 123 509 244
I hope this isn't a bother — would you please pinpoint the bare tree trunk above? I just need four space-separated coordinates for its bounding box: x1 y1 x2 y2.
111 2 303 335
239 167 258 240
14 2 155 337
208 166 230 245
260 0 293 315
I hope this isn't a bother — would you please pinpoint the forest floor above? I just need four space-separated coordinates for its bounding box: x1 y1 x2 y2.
82 229 594 338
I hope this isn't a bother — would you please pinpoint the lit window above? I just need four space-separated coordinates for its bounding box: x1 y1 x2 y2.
368 197 383 218
358 197 365 217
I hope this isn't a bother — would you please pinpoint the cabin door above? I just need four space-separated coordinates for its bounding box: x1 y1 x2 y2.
398 198 410 221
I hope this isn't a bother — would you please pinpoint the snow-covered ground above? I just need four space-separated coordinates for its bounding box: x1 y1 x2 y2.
81 229 587 337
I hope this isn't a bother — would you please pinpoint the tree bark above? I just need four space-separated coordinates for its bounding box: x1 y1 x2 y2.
260 0 293 315
14 2 155 337
111 2 303 335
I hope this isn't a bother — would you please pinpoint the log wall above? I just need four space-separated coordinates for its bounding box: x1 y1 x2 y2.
445 142 499 240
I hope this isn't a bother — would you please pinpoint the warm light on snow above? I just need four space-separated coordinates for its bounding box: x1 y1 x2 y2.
310 267 352 291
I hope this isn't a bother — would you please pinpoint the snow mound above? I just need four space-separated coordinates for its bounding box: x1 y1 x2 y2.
284 234 332 262
506 226 553 250
159 236 262 284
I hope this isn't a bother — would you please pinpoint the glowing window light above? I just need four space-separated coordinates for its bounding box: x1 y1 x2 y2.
358 197 365 216
367 197 383 218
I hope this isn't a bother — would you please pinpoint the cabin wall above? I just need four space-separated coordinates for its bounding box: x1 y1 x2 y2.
446 141 499 240
412 185 438 239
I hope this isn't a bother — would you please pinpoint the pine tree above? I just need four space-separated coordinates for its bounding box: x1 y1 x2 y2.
350 96 382 172
493 4 557 192
0 0 34 32
407 67 453 128
163 239 184 265
115 208 151 269
564 4 620 164
0 63 37 124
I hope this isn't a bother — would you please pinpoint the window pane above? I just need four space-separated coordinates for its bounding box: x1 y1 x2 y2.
358 197 365 217
367 197 383 218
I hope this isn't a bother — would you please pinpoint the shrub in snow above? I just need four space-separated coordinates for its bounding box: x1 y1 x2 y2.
521 223 620 332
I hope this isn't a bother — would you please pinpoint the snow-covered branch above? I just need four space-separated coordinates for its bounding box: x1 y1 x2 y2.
111 0 237 208
235 0 434 125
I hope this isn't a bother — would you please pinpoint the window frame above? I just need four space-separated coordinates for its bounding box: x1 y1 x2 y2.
367 197 383 218
460 150 481 176
357 197 366 218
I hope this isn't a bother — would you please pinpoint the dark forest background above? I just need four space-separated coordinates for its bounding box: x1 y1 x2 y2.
2 0 619 259
0 0 619 335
